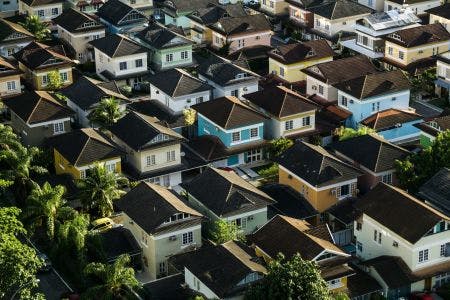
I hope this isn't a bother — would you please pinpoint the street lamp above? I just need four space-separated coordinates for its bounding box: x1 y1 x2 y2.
10 279 40 300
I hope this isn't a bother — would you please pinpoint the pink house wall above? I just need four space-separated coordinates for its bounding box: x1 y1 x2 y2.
228 32 272 53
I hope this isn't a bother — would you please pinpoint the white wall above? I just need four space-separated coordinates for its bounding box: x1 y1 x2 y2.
150 84 211 113
94 49 147 79
198 74 259 99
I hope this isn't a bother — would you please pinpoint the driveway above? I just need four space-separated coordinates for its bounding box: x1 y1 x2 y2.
37 269 72 300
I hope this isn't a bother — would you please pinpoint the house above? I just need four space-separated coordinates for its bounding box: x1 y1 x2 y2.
62 76 129 127
147 68 212 113
13 41 74 90
277 141 362 212
287 0 329 31
361 108 423 143
96 0 148 34
243 85 319 139
250 215 354 293
354 183 450 299
426 4 450 33
197 54 259 99
302 55 378 102
66 0 106 14
0 0 18 15
414 114 450 147
384 0 440 16
114 181 203 280
0 18 34 58
330 134 410 193
171 241 267 299
109 111 185 186
191 96 268 167
143 274 192 300
118 0 153 13
53 9 106 63
324 197 360 246
18 0 63 22
50 128 123 179
0 56 22 97
90 34 148 87
340 9 421 59
435 51 450 100
134 22 193 71
3 91 74 146
209 14 273 53
383 23 450 73
334 70 411 127
161 0 216 29
267 39 334 82
260 0 289 17
418 168 450 216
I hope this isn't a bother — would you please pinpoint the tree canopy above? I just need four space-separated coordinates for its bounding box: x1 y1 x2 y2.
88 97 124 129
46 70 64 91
335 126 377 141
209 219 245 244
20 15 50 41
267 138 294 158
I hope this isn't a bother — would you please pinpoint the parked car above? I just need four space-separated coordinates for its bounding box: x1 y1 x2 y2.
90 217 114 233
37 253 52 272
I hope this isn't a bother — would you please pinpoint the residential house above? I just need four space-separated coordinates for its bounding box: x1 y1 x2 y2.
419 168 450 216
191 96 267 166
426 4 450 33
53 9 105 63
302 55 378 102
0 18 34 58
3 91 74 146
50 128 123 179
0 56 22 97
334 70 411 127
134 22 193 71
384 0 440 16
147 68 212 113
62 76 129 127
414 114 450 147
197 54 259 99
260 0 289 17
97 226 142 267
66 0 106 14
161 0 216 29
243 85 319 139
383 23 450 73
355 183 450 299
0 0 18 15
96 0 148 34
18 0 63 22
118 0 153 13
209 14 273 53
13 41 74 90
115 182 203 280
268 39 334 82
435 51 450 100
90 34 148 87
330 134 410 193
109 111 185 186
361 108 423 143
287 0 329 32
277 141 362 212
324 197 360 246
182 167 275 235
171 241 267 299
250 215 354 293
340 9 421 59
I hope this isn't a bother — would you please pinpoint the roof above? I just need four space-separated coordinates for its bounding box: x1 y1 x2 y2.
286 0 333 9
356 183 449 244
333 70 410 99
128 99 185 129
385 23 450 48
182 167 275 217
171 241 266 298
418 168 450 216
3 91 74 125
361 9 421 31
302 55 378 85
143 274 191 300
388 0 440 5
20 0 62 6
62 76 127 110
268 40 334 65
193 96 266 129
361 108 423 131
188 4 247 25
277 141 362 188
362 256 416 288
0 56 22 78
115 182 202 234
109 111 183 151
136 22 192 49
425 3 450 19
89 34 147 58
210 14 271 36
325 197 360 225
48 128 123 167
331 134 410 173
98 226 141 262
346 268 382 299
162 0 219 13
310 0 373 20
96 0 146 25
53 9 105 33
0 18 33 42
13 41 72 70
147 69 211 97
251 215 346 260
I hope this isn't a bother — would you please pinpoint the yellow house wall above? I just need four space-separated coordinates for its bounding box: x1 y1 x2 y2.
385 40 450 66
34 68 74 90
268 56 333 82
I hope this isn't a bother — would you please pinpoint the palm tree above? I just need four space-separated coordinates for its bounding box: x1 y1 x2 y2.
88 97 124 129
83 254 140 299
19 15 50 41
56 213 90 259
77 163 127 217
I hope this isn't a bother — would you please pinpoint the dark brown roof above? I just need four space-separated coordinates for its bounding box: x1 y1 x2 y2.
361 109 423 131
418 168 450 216
385 23 450 48
13 41 72 70
20 0 62 6
356 183 449 244
425 3 450 19
192 96 267 129
188 3 247 26
362 256 416 288
3 91 74 125
0 56 22 78
147 68 211 97
210 14 271 36
268 40 334 65
0 18 34 43
310 0 373 20
89 34 147 58
53 8 105 33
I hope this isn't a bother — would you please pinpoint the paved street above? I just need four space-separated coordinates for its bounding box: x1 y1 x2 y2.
37 269 72 300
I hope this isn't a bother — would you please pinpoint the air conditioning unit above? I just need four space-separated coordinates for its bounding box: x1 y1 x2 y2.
331 189 336 195
393 241 399 247
169 235 177 241
247 216 254 221
243 87 248 92
349 100 354 104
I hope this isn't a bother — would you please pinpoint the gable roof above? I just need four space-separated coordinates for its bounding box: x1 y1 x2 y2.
331 134 410 173
136 22 192 49
425 3 450 19
89 34 147 58
356 183 449 244
188 4 247 25
385 23 450 48
210 14 271 36
115 182 202 234
53 8 105 33
147 68 211 97
192 96 266 129
49 128 123 166
418 168 450 216
96 0 146 25
243 85 318 118
310 0 373 19
162 0 219 13
361 108 422 131
268 40 334 65
182 167 275 217
0 56 22 78
4 91 73 125
128 99 185 129
13 41 72 70
362 256 416 288
20 0 62 6
0 18 34 42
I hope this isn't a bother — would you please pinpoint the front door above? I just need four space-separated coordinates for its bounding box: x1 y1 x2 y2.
425 277 432 290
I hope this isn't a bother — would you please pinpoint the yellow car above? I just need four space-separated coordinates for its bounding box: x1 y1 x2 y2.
90 217 114 233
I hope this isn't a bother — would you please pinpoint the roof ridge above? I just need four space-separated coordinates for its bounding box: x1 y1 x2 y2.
74 134 91 166
112 35 125 58
171 72 185 97
25 94 43 123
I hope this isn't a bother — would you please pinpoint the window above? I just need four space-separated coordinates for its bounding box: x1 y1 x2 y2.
159 261 166 274
196 96 204 104
340 96 348 107
357 241 363 252
372 102 380 112
318 85 324 95
135 59 143 67
53 122 64 134
316 19 320 26
166 150 175 162
441 244 446 257
38 10 44 17
388 47 393 55
80 169 86 179
182 231 193 245
368 0 373 6
302 116 311 127
166 53 173 62
60 72 68 82
105 163 115 173
52 7 58 15
42 74 49 85
238 39 245 48
373 229 382 244
162 175 170 187
181 51 188 60
285 120 293 130
340 184 349 197
146 155 156 166
119 62 127 70
235 218 247 229
232 132 240 142
269 0 274 7
231 89 238 97
399 51 404 60
381 173 392 184
279 67 284 77
250 128 258 138
419 249 429 263
356 222 362 231
6 81 15 91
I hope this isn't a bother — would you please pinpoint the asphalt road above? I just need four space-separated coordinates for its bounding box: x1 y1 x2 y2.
37 269 72 300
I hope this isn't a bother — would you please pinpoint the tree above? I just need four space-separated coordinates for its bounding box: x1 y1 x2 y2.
335 126 377 141
83 254 140 299
19 15 50 41
46 70 63 91
183 108 196 126
77 163 127 217
245 253 332 300
56 213 90 260
209 219 245 244
88 97 124 129
267 138 294 158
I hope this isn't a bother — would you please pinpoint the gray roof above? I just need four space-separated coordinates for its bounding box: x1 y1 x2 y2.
188 4 247 25
96 0 146 25
147 69 211 97
310 0 373 20
210 14 271 36
89 34 147 58
135 22 192 50
419 168 450 216
53 8 104 33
